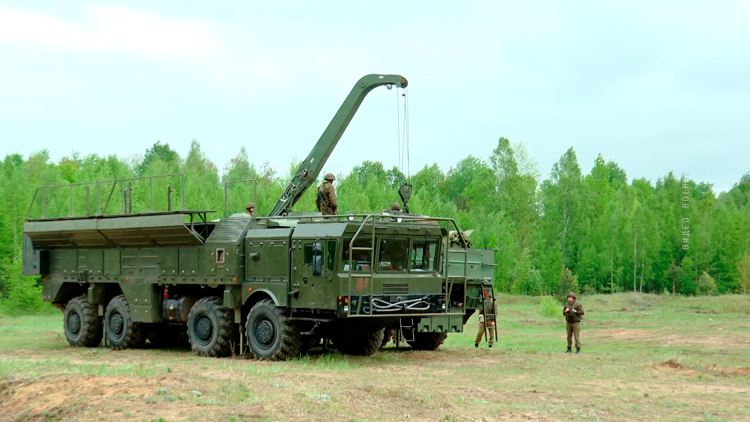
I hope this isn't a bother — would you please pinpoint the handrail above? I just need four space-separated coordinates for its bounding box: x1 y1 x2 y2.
340 213 469 317
25 173 186 220
223 179 258 218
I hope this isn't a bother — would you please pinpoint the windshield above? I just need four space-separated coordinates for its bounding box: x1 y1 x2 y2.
411 237 439 272
378 237 409 272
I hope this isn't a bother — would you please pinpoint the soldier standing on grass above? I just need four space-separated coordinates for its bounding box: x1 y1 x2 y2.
316 173 337 215
563 291 584 354
475 296 497 348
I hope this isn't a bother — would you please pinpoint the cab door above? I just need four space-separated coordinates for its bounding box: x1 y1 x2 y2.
291 239 327 309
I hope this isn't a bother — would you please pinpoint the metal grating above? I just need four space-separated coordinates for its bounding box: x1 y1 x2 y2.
205 217 250 244
383 283 409 295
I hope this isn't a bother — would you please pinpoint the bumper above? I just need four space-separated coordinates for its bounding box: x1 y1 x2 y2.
337 293 447 317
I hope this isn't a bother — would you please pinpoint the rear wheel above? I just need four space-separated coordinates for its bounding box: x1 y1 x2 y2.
63 296 103 347
336 328 385 356
407 332 447 351
187 297 237 357
105 295 146 350
246 299 301 361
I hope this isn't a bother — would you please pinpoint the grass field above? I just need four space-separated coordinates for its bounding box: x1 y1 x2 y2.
1 293 749 422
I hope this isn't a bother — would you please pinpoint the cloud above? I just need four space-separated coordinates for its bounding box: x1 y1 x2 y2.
0 6 220 60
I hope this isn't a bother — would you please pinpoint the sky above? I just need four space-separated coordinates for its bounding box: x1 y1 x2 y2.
1 1 748 193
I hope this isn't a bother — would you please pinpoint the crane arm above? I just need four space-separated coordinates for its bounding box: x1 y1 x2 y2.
268 74 408 217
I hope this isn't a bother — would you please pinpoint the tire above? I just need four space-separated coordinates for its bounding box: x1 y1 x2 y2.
63 296 103 347
246 299 301 361
381 328 396 349
105 295 146 350
336 328 385 356
407 332 448 351
187 297 238 357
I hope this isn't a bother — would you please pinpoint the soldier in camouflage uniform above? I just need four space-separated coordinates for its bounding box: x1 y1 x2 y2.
474 297 497 348
563 291 584 354
245 202 255 216
316 173 337 215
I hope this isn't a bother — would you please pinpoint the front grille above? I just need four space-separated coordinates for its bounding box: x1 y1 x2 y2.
383 283 409 295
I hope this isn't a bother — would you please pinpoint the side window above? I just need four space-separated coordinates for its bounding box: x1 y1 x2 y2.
342 237 372 271
411 238 439 272
326 241 336 272
216 248 225 264
379 237 409 272
304 244 313 266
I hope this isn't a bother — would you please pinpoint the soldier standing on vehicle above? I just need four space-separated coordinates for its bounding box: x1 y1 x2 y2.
316 173 337 215
245 202 255 216
475 296 497 348
563 291 584 354
384 202 401 212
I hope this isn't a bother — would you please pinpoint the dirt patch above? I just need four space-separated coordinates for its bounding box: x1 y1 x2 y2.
705 365 750 377
695 310 718 314
0 375 186 421
651 359 697 375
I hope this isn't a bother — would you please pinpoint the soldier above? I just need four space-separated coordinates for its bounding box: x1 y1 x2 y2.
474 296 497 348
386 202 401 212
563 291 584 354
245 202 255 216
316 173 337 215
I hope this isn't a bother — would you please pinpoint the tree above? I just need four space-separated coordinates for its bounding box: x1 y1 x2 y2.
737 254 750 294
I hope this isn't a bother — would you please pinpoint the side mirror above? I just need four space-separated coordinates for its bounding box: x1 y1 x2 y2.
312 242 323 277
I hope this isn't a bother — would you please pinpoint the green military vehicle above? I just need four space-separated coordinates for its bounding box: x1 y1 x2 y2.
22 74 497 360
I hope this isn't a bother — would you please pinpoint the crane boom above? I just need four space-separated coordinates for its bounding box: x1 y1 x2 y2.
268 74 408 217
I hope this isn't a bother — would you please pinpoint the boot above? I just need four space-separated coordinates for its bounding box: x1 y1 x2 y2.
575 348 580 354
565 347 571 353
475 343 479 348
488 343 493 348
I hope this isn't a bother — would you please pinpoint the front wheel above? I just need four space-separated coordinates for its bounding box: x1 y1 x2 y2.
246 299 301 361
63 296 103 347
105 295 146 350
187 297 237 357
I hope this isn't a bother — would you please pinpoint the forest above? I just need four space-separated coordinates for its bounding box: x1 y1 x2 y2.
1 138 749 312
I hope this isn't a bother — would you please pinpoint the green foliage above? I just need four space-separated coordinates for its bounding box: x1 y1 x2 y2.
2 137 750 311
697 271 717 296
0 259 47 315
538 296 560 318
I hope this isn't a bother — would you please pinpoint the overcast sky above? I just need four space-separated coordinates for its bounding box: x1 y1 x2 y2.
1 1 747 193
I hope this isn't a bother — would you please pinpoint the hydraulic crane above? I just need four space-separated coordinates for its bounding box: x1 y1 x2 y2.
268 74 408 217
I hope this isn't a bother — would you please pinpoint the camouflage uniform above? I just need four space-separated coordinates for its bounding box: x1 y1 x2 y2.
475 299 497 347
563 291 584 353
316 173 337 215
245 202 255 216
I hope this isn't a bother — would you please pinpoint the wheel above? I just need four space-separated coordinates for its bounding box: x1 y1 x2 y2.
246 299 301 361
63 296 103 347
381 328 396 349
105 295 146 350
187 297 238 357
407 332 448 351
336 328 385 356
186 297 238 357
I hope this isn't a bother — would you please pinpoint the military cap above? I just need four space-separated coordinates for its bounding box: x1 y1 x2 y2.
391 202 401 211
567 291 577 299
246 202 255 210
324 173 336 181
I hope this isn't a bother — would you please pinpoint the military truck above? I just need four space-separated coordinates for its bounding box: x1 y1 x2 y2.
22 74 496 360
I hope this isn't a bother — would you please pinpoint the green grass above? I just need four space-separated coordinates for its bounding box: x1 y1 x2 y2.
1 293 749 422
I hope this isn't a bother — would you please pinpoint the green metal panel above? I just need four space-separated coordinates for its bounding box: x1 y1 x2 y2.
160 248 179 277
242 283 288 308
78 249 103 276
119 281 161 323
50 249 77 281
417 315 463 333
103 249 120 276
203 247 217 277
179 247 200 276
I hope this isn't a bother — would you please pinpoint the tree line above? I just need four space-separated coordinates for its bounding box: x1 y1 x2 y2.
1 138 750 311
